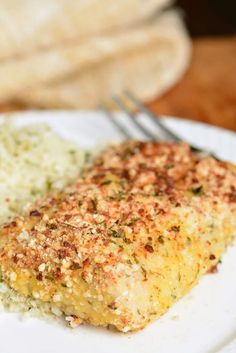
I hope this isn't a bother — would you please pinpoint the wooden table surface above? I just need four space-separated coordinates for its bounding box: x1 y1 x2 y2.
149 36 236 132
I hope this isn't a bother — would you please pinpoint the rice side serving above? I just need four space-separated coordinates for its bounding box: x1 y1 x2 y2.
0 119 85 223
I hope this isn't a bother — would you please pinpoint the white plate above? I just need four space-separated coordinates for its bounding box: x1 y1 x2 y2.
0 111 236 353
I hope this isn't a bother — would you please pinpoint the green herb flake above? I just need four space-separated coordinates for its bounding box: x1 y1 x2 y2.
70 263 82 270
91 198 97 212
187 236 192 244
108 229 126 240
190 185 204 195
165 164 174 170
116 190 126 201
46 180 53 192
101 180 112 186
158 236 164 244
141 266 147 280
84 151 92 163
127 217 139 226
171 225 180 232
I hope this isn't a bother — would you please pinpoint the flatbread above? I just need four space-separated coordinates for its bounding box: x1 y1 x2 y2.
15 10 191 108
0 10 191 107
0 0 170 60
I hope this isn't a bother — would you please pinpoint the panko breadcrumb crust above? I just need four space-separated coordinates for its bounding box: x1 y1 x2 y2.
0 141 236 332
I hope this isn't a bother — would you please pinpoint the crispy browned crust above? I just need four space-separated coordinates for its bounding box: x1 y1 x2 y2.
0 141 236 332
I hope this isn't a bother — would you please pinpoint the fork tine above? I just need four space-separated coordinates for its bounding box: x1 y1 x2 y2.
98 103 131 139
112 96 158 140
125 91 181 142
125 91 219 157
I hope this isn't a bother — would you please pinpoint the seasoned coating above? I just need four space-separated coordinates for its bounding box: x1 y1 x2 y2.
0 141 236 332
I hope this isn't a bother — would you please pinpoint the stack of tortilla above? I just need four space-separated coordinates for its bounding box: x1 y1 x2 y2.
0 0 191 108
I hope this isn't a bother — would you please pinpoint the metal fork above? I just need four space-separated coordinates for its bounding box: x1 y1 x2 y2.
99 91 217 159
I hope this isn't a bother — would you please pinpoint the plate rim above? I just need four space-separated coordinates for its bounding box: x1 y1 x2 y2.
1 109 236 139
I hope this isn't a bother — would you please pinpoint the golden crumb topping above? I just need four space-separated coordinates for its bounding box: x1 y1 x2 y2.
1 141 236 291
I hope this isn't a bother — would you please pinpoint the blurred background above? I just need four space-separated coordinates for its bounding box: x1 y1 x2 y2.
0 0 235 131
178 0 236 36
152 0 236 131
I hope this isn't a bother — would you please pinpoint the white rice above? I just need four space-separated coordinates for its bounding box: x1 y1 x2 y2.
0 119 86 223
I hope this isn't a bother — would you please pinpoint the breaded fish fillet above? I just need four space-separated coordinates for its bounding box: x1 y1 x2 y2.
0 141 236 332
